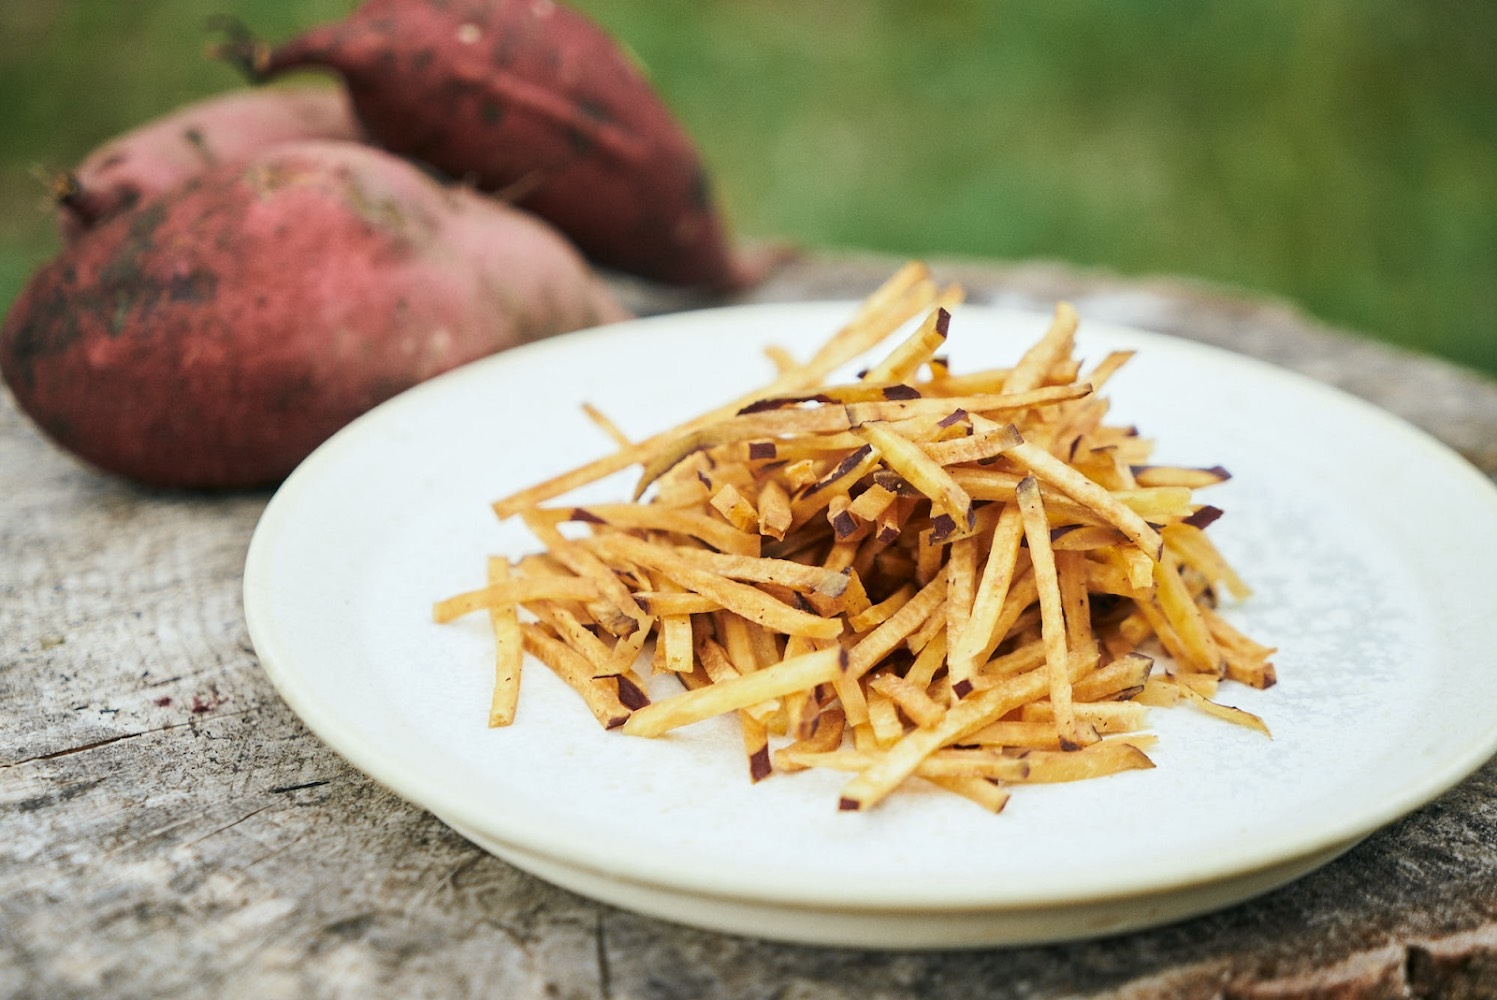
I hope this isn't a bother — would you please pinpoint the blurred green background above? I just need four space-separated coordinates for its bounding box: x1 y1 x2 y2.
2 1 1494 374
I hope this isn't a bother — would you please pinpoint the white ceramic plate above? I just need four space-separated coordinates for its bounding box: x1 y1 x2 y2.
244 302 1497 949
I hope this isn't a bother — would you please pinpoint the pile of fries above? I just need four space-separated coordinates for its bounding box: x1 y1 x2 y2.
436 262 1276 813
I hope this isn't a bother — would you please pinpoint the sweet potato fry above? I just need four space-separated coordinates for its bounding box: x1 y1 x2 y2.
441 264 1273 815
622 647 847 738
485 557 523 727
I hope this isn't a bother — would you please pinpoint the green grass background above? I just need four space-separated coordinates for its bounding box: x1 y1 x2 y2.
2 1 1493 374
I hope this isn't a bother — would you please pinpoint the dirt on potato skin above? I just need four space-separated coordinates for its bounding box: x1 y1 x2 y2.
1 140 627 490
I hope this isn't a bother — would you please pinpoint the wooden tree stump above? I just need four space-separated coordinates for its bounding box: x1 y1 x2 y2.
4 253 1497 999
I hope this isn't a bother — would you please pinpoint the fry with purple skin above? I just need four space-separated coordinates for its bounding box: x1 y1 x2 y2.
622 648 847 738
1016 475 1095 751
438 269 1274 813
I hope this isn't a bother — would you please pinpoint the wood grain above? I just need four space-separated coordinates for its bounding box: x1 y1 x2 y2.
4 253 1497 999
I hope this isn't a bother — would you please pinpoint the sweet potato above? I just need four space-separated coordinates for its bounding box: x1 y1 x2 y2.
55 85 362 241
2 140 629 489
216 0 753 290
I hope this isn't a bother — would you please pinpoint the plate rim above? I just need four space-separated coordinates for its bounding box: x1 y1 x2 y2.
244 299 1497 914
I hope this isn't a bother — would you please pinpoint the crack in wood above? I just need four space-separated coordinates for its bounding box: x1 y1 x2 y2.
177 804 274 852
6 256 1497 997
2 708 257 769
595 910 613 1000
3 729 150 768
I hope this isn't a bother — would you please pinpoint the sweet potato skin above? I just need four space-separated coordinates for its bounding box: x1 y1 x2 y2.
3 140 628 489
57 86 362 240
251 0 747 289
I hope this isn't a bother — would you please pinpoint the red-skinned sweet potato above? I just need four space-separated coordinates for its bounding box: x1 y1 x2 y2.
56 85 362 241
217 0 754 290
2 139 629 489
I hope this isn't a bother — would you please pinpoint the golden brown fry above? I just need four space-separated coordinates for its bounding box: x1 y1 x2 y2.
943 533 978 675
486 558 523 727
492 264 942 519
1152 552 1226 675
1004 301 1079 393
847 583 915 633
445 269 1274 814
927 775 1011 813
977 571 1041 664
846 573 948 681
1131 465 1231 489
710 483 760 532
756 478 794 540
1201 604 1278 689
900 629 947 692
836 654 1091 811
520 623 633 730
868 673 947 729
588 534 843 640
851 423 973 535
1008 440 1164 561
973 639 1047 683
1081 350 1136 390
866 692 906 747
960 720 1065 749
567 503 760 557
774 707 846 771
787 445 883 526
654 544 851 598
740 712 773 783
531 601 622 677
634 591 723 617
847 484 898 522
780 747 1032 783
948 503 1025 694
844 384 1092 424
920 416 1024 466
581 402 632 449
1006 740 1156 783
860 304 950 383
1056 549 1099 667
433 574 601 624
1179 683 1272 737
519 512 647 636
1070 652 1155 702
1016 475 1090 750
1021 699 1151 733
1051 525 1130 551
1113 487 1198 521
622 647 847 738
1164 522 1252 600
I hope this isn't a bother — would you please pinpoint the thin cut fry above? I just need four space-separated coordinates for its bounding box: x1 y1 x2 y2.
622 648 847 738
1179 682 1272 737
588 534 844 640
486 557 523 727
947 503 1024 695
1007 440 1164 561
520 624 633 730
439 262 1274 816
433 575 601 623
1016 475 1090 750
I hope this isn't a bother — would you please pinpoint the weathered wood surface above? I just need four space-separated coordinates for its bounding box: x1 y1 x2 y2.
4 253 1497 1000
